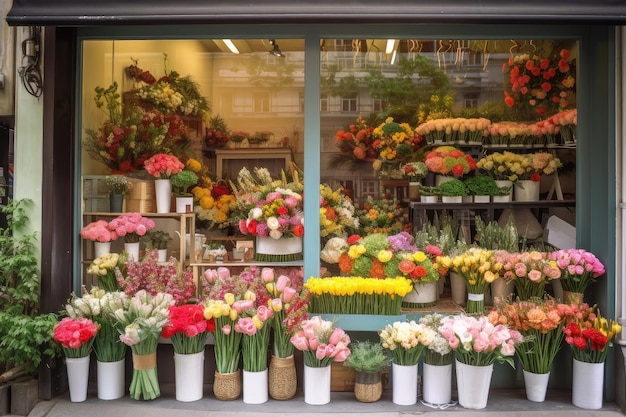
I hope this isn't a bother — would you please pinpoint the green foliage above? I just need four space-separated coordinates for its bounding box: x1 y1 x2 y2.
170 170 199 196
463 175 500 196
0 312 58 374
344 341 390 373
438 179 469 196
142 230 172 250
474 215 519 252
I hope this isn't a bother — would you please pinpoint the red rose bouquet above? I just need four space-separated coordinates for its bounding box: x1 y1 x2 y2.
53 317 99 358
161 304 216 354
564 307 621 363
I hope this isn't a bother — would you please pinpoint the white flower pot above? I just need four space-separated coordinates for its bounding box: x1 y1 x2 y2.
243 368 268 404
420 195 438 203
441 196 462 203
304 365 330 405
175 196 194 213
402 281 437 308
174 352 205 402
572 359 604 409
423 363 452 405
66 356 90 403
473 195 490 203
154 179 172 213
523 370 550 402
124 242 140 263
514 180 540 201
157 248 167 262
455 359 493 409
392 363 418 405
94 241 111 258
97 359 125 400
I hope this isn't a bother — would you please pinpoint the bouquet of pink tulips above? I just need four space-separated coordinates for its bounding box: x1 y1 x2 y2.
290 315 351 367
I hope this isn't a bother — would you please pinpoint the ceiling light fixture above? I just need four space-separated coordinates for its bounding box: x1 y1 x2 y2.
385 39 396 55
269 39 285 57
223 39 239 54
390 50 398 65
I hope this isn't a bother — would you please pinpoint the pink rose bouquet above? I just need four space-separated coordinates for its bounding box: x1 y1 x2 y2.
439 314 523 367
161 304 216 354
290 315 351 367
549 248 605 294
53 317 99 358
80 219 117 242
497 250 561 300
109 212 155 243
144 153 185 179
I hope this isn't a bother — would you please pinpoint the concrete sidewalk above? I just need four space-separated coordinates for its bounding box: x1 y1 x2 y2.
12 384 625 417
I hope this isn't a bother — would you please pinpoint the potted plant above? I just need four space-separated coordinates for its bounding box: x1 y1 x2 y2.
463 175 501 203
105 175 132 212
142 230 172 262
438 178 468 203
344 341 390 403
418 184 439 203
170 169 199 213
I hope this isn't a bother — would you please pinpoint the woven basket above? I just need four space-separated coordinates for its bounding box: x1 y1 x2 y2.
268 355 297 400
354 371 383 403
213 369 241 401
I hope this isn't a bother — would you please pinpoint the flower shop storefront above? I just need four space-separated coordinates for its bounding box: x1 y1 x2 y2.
5 0 626 413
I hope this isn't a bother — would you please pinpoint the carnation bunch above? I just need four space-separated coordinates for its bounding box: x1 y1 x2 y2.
424 145 476 177
549 248 605 294
438 314 523 367
290 315 351 367
53 317 99 358
144 153 185 179
80 219 117 243
109 212 155 243
378 320 430 366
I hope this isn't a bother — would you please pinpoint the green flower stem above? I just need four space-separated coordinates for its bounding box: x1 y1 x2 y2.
241 325 271 372
94 320 126 362
272 311 294 358
129 336 160 400
391 345 425 366
213 316 242 374
466 293 485 315
517 327 564 374
171 332 207 355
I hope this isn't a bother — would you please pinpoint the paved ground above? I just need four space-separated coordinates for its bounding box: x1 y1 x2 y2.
9 384 625 417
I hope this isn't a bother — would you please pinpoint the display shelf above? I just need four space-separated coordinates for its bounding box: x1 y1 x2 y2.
81 212 195 288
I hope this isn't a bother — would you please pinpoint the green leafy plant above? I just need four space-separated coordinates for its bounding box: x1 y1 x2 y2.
344 341 390 373
463 175 501 196
170 169 198 196
474 215 519 252
438 179 469 196
0 199 58 377
141 230 172 250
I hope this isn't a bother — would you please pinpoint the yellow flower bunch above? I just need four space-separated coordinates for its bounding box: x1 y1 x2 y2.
86 253 126 292
319 184 359 239
186 157 236 228
305 276 412 315
438 247 503 294
476 151 527 181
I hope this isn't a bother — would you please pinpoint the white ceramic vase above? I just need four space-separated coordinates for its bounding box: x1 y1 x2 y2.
304 364 331 405
495 180 513 202
124 241 140 263
514 180 540 201
391 362 418 405
94 241 111 258
66 356 90 402
402 281 437 308
175 196 193 213
154 178 172 213
97 359 125 400
523 370 550 402
420 195 438 203
174 351 205 402
572 359 604 409
157 248 167 262
243 368 268 404
422 362 452 405
455 359 493 409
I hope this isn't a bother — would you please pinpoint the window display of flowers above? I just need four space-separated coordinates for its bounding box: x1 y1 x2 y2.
84 83 191 174
512 152 562 182
105 175 132 195
502 48 576 119
400 161 428 182
319 184 359 240
203 115 230 149
144 153 185 179
549 248 606 294
109 212 156 243
290 315 351 367
114 290 174 400
485 121 548 147
436 248 504 313
80 219 118 243
355 196 406 235
424 145 476 178
487 296 577 374
498 250 561 300
564 307 621 364
547 108 577 144
378 320 429 366
161 304 216 355
305 276 412 315
415 117 490 145
65 288 128 364
438 314 523 367
116 249 195 305
86 252 127 291
52 316 99 358
233 166 304 240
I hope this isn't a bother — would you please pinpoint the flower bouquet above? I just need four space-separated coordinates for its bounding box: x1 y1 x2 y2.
109 212 155 244
418 313 454 406
203 115 230 149
439 314 523 409
105 175 132 195
319 183 359 241
437 247 503 313
52 317 99 402
80 219 117 243
86 253 127 291
415 117 490 145
401 161 428 182
115 290 174 400
334 113 378 163
187 158 236 229
424 145 476 178
499 250 561 300
355 196 406 235
161 303 215 354
550 248 605 297
291 315 351 367
514 152 562 182
170 169 199 197
371 117 424 176
84 83 190 174
141 230 172 251
144 153 185 180
547 108 577 144
476 151 525 182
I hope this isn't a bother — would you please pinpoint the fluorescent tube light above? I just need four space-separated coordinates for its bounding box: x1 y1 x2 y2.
224 39 239 54
386 39 396 54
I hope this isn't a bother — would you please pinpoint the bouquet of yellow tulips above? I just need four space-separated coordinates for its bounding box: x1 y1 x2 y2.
305 276 413 315
437 247 503 314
